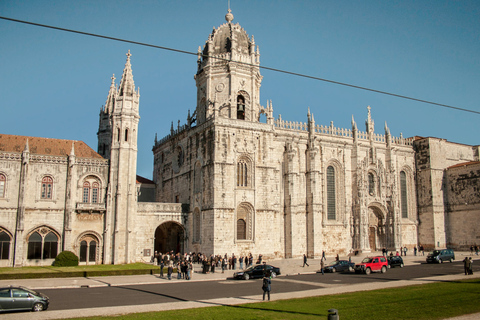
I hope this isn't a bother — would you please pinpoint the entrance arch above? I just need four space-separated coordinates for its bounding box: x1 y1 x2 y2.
154 222 185 254
368 206 386 251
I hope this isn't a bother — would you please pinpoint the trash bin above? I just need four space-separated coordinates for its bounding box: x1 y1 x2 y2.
328 308 339 320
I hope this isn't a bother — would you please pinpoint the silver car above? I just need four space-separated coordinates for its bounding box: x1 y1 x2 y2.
0 286 49 312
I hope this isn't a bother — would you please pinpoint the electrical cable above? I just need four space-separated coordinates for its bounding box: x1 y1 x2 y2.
1 15 478 115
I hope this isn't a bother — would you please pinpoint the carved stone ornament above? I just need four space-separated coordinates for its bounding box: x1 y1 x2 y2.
215 83 225 92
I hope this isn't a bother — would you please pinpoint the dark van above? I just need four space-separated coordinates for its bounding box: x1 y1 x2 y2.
426 249 455 263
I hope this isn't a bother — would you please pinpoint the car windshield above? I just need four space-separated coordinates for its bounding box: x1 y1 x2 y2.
20 287 39 296
327 261 338 266
430 250 440 256
361 258 372 263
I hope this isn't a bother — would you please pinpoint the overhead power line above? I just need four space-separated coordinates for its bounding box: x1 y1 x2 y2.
1 15 479 115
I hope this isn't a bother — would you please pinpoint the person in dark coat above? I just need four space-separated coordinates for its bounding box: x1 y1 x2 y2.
463 257 471 275
262 272 272 301
303 254 309 267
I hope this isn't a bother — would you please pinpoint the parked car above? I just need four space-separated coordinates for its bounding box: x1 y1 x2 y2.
354 256 388 274
387 256 404 268
426 249 455 263
323 260 355 273
233 264 281 280
0 286 49 312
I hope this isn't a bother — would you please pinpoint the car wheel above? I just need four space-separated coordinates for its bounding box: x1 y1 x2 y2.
449 258 453 263
381 266 387 273
33 303 44 312
244 273 250 280
387 264 391 269
332 268 336 273
439 259 443 264
365 268 371 275
271 271 277 278
400 263 404 268
348 266 354 272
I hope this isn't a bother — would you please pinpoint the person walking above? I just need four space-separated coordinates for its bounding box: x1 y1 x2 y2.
262 272 272 301
463 257 470 275
159 254 165 278
468 257 473 275
322 250 326 261
320 259 325 275
303 254 309 267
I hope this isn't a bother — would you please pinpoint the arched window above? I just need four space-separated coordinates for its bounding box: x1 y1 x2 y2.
0 174 5 198
176 146 184 167
92 182 99 203
400 171 408 218
27 230 58 260
41 176 53 199
83 182 90 203
368 173 375 195
327 166 336 220
237 95 245 120
43 232 58 259
82 176 102 203
0 231 10 260
237 160 248 187
27 232 42 259
237 219 246 240
193 209 201 242
80 240 88 262
79 237 98 264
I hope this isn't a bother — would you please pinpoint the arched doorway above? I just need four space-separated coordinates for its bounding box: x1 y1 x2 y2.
368 206 386 251
154 222 185 254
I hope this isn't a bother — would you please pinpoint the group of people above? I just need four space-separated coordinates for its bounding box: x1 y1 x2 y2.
470 245 479 256
463 257 474 275
152 251 265 278
383 245 426 257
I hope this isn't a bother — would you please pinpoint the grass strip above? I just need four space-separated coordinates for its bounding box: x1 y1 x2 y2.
65 279 480 320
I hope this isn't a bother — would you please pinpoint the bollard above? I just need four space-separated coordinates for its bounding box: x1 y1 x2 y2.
328 308 339 320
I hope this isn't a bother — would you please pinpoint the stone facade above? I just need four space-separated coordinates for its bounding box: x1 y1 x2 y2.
414 137 480 250
152 10 418 259
1 10 478 267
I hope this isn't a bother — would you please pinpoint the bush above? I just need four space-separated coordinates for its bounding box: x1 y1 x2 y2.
54 251 79 267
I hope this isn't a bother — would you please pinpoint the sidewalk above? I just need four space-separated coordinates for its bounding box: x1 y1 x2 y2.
0 251 478 320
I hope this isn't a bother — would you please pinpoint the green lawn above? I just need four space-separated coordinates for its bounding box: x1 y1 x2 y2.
67 279 480 320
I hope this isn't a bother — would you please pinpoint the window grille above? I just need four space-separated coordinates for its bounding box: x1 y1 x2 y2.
327 166 336 220
400 171 408 218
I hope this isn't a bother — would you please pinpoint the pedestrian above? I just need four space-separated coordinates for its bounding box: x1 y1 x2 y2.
239 256 244 270
320 259 325 275
262 272 272 301
159 253 165 278
167 262 173 280
177 262 182 279
403 247 408 256
303 254 309 267
420 245 425 256
336 254 339 261
322 250 326 261
382 248 386 256
414 246 417 256
470 245 474 255
475 245 479 256
187 261 192 280
468 257 473 275
463 257 470 275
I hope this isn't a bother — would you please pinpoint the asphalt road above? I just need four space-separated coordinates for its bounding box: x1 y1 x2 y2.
41 261 476 311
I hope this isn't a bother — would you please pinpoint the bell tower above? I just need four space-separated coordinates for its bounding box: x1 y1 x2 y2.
194 9 263 124
101 51 140 264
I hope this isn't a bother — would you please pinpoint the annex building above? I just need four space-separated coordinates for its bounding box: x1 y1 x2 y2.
1 10 479 267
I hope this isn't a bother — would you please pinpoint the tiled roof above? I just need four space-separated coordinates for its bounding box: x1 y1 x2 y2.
447 161 480 169
136 175 154 184
0 134 103 159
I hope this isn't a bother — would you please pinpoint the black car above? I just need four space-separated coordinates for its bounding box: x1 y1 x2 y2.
323 260 355 273
387 256 404 268
233 264 281 280
0 286 49 312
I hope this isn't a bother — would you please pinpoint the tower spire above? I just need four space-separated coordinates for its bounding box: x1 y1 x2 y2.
119 50 135 96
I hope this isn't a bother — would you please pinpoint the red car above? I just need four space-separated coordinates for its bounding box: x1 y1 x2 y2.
354 256 388 274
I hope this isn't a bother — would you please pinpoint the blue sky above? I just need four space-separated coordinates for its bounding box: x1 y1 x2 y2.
1 0 479 179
